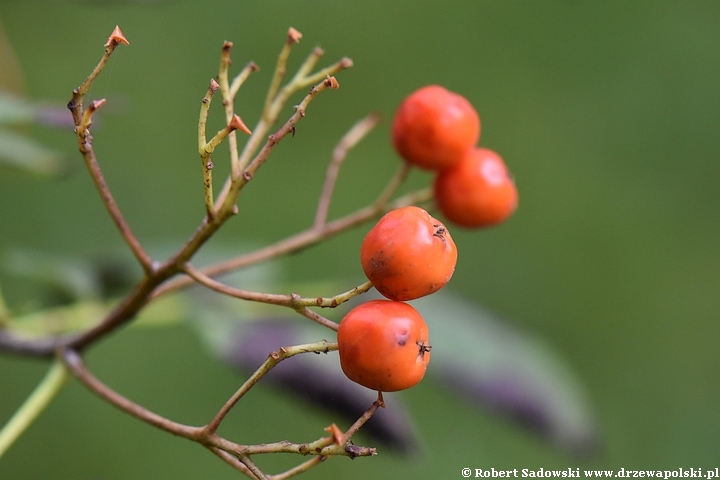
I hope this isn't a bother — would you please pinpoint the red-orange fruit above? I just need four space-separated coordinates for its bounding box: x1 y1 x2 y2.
337 300 431 392
434 147 518 228
392 85 480 171
361 206 457 301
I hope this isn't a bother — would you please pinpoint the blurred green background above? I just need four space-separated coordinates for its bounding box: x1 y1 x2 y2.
1 0 720 478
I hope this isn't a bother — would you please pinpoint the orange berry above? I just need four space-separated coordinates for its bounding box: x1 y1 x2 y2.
361 206 457 301
338 300 431 392
434 147 518 228
392 85 480 171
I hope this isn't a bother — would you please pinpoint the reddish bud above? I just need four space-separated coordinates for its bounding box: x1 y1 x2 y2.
105 25 129 47
229 114 252 135
88 98 107 112
324 76 340 89
324 423 344 445
287 27 302 44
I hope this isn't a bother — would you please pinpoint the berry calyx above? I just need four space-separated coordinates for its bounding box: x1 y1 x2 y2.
391 85 480 171
361 206 457 301
434 147 518 228
337 300 431 392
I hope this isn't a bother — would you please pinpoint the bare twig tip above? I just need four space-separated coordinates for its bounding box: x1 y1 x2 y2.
340 57 354 69
313 46 325 57
248 61 260 72
222 41 233 51
105 25 129 47
229 114 252 135
287 27 303 44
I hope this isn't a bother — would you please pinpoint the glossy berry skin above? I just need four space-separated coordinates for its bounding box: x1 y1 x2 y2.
361 206 457 301
434 147 518 228
392 85 480 171
337 300 431 392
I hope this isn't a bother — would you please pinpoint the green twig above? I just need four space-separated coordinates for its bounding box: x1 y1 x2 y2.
0 360 70 458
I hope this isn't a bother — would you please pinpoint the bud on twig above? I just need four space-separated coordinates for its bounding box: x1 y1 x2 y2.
229 114 252 135
105 25 129 47
324 76 340 89
287 27 302 44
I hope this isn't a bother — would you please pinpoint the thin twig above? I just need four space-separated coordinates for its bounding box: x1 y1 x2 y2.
204 341 338 435
61 349 202 439
218 76 340 219
217 42 258 179
198 79 220 217
66 26 153 274
374 162 412 209
184 264 370 310
152 187 432 300
0 360 70 458
0 187 430 358
289 47 324 86
76 127 155 273
296 307 340 331
314 113 381 228
67 25 128 126
230 62 260 99
236 55 352 175
239 454 269 480
341 393 385 445
262 28 302 123
285 58 353 98
206 446 256 479
270 455 327 480
209 435 375 458
60 349 375 459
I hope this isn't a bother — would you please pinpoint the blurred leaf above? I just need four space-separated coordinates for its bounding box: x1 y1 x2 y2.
0 129 68 177
8 299 111 338
2 249 102 302
7 293 187 338
0 93 36 125
412 291 599 456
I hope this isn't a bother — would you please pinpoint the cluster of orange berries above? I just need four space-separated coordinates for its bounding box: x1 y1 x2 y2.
337 85 518 393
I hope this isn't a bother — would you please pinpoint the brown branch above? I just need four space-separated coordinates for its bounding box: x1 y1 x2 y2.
184 263 368 312
203 341 338 435
153 186 432 300
238 454 269 480
60 347 376 461
61 348 202 439
342 392 385 445
67 25 128 126
206 446 256 479
65 26 153 274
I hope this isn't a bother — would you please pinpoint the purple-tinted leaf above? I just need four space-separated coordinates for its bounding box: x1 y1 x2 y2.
412 292 599 456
